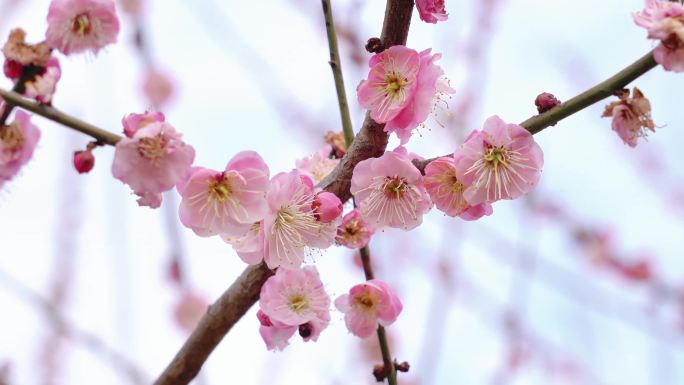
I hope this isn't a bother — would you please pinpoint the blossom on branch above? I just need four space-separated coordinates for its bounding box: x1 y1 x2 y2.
423 156 493 220
23 57 61 104
262 170 340 269
112 115 194 208
358 45 453 144
334 279 402 338
416 0 448 24
453 115 544 205
634 0 684 72
177 151 269 237
258 266 331 349
602 87 655 147
45 0 120 55
295 145 340 184
351 148 432 230
0 111 40 185
335 209 375 249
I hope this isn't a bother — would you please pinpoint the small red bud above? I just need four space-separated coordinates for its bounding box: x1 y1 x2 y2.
3 59 23 79
535 92 561 114
73 149 95 174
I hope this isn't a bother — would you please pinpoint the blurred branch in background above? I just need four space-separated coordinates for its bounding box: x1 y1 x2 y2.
0 269 147 385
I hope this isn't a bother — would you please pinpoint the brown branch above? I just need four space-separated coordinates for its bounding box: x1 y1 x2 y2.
412 50 658 174
152 0 415 384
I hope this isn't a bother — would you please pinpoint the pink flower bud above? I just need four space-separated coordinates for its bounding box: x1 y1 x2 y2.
73 149 94 174
312 191 342 223
535 92 561 114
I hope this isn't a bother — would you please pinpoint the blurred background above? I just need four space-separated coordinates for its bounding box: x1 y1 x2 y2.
1 0 684 384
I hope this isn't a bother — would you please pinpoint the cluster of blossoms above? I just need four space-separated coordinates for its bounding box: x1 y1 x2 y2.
634 0 684 72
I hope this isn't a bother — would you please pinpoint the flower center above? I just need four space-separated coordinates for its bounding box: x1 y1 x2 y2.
208 175 233 203
288 293 309 313
0 123 25 152
483 146 509 168
137 134 169 161
384 72 409 97
382 176 407 199
354 293 375 309
72 13 92 36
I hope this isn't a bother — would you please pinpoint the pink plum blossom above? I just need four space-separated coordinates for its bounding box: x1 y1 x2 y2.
634 0 684 71
45 0 120 56
335 209 375 249
223 221 265 265
416 0 448 24
0 111 40 184
178 152 269 237
334 279 402 338
350 149 432 230
453 115 543 205
142 67 175 108
602 87 655 148
112 118 194 208
357 45 453 144
262 170 339 269
23 57 61 104
295 145 340 184
423 156 493 220
259 266 331 335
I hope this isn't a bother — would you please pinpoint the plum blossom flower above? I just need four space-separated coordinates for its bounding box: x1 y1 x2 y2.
350 149 432 230
453 115 543 205
23 57 61 104
262 170 339 269
633 0 684 72
223 221 265 265
335 209 375 249
46 0 120 55
259 266 331 344
416 0 448 24
112 117 194 208
2 28 51 69
295 145 339 184
122 110 164 138
173 290 208 333
178 151 269 237
334 279 402 338
423 156 493 220
142 67 175 108
358 45 453 144
0 111 40 184
602 87 655 148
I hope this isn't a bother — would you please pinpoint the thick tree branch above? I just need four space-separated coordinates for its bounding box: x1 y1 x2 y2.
412 50 658 173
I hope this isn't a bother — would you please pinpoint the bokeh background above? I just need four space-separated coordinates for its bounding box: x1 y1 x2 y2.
1 0 684 384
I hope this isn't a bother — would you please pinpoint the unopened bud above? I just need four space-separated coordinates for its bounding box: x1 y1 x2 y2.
298 323 312 338
535 92 561 114
365 37 385 54
73 149 95 174
312 192 342 223
3 59 22 79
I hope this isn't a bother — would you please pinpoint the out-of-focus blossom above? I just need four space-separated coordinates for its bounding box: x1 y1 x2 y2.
2 28 51 68
351 149 432 230
416 0 448 24
358 45 453 144
173 290 208 333
634 0 684 71
46 0 120 55
223 221 265 265
142 66 175 108
259 266 330 345
454 115 544 205
263 170 339 269
335 279 402 338
23 57 61 104
178 151 269 237
112 118 194 208
312 191 342 223
336 209 375 249
295 145 339 184
423 156 492 220
0 111 41 184
602 87 655 147
324 131 347 158
119 0 143 15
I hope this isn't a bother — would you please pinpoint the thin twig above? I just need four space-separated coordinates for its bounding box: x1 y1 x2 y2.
412 50 659 173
